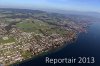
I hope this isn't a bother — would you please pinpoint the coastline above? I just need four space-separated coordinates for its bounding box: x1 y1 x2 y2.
0 8 92 66
11 32 78 66
17 28 89 66
7 24 89 66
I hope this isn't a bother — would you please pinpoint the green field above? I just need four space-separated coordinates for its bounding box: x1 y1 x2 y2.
0 37 15 44
16 20 49 33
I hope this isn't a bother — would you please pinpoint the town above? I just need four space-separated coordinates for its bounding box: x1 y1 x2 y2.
0 8 90 66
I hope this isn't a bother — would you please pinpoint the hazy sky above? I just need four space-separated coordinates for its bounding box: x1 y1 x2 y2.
0 0 100 12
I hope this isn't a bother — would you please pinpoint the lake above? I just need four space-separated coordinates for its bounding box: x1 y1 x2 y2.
18 22 100 66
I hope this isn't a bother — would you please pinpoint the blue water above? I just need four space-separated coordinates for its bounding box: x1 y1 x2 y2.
18 22 100 66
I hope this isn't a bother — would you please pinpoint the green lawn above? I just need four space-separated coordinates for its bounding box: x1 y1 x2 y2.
0 37 15 44
16 21 49 33
16 20 67 36
21 51 33 59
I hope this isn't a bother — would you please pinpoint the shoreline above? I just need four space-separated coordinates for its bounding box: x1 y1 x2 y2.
7 25 88 66
10 32 78 66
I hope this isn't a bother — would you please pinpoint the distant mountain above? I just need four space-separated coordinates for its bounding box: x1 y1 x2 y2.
1 8 100 18
42 9 100 18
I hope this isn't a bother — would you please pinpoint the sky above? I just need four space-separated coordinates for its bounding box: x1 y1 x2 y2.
0 0 100 13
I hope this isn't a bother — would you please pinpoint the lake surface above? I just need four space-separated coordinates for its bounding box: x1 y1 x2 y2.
18 22 100 66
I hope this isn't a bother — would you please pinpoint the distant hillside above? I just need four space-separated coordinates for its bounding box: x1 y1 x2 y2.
42 8 100 18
